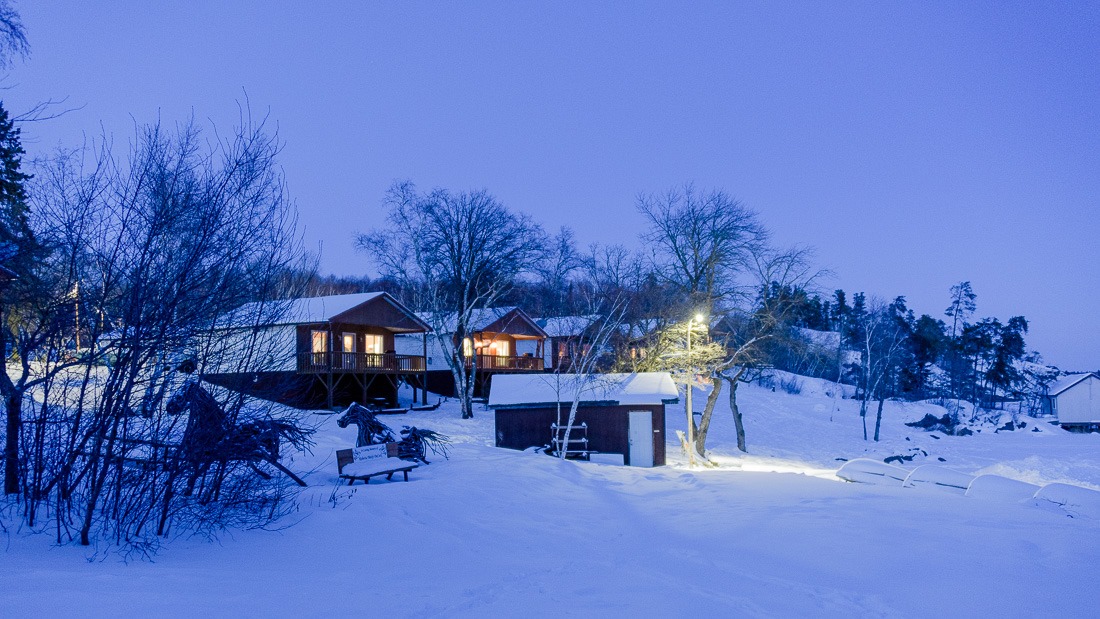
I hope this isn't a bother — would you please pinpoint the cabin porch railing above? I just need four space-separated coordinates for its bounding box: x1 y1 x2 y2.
297 352 426 374
465 354 544 371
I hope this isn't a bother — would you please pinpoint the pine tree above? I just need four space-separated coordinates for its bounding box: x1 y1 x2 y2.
0 100 40 289
0 99 45 495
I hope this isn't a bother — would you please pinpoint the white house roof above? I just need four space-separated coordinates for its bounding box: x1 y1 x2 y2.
537 315 601 338
419 306 543 335
488 372 679 409
218 292 427 330
1048 373 1099 397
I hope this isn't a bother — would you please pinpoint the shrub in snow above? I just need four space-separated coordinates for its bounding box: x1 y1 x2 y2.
778 375 803 395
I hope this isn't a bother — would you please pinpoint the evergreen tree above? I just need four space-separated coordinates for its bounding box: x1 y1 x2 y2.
0 100 41 290
908 314 947 396
944 281 976 340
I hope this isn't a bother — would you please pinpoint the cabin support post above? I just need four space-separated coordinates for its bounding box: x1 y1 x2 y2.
422 335 429 404
326 326 335 409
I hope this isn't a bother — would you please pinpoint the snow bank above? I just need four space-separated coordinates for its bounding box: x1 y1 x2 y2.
1033 483 1100 519
835 458 908 485
902 465 974 494
965 474 1041 502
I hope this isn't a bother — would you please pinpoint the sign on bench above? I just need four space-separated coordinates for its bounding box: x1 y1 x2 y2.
353 444 389 463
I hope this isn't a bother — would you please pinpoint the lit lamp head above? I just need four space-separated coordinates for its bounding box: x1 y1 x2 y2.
694 313 705 323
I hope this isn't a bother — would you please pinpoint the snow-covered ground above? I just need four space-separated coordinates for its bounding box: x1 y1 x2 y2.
4 375 1100 617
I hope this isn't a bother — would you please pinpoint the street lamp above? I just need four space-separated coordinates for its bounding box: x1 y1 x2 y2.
685 312 705 467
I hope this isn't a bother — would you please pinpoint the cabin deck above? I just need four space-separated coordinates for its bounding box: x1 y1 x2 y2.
467 354 544 371
297 352 426 374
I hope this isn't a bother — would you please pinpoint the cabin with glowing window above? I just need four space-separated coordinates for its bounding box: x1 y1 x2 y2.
202 292 430 409
395 306 547 397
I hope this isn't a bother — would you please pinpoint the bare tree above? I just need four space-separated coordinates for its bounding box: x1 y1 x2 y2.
359 182 545 419
855 300 910 441
0 0 28 68
14 109 312 550
629 314 726 463
542 296 627 459
534 226 582 316
710 247 822 453
637 183 768 313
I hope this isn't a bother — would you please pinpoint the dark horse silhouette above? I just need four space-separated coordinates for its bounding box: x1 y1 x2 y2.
336 402 396 447
167 380 308 492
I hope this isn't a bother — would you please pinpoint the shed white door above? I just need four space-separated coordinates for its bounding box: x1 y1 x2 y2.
628 410 654 467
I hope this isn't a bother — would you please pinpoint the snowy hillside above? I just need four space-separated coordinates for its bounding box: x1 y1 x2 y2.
5 378 1100 617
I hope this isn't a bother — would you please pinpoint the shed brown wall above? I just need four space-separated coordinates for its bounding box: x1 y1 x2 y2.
494 404 666 466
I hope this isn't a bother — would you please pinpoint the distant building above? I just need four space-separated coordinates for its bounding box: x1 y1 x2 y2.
537 314 603 371
1044 373 1100 431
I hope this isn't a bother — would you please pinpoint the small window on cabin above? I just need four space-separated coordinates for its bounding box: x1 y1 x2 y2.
494 340 510 357
364 334 384 355
342 333 356 353
311 330 327 353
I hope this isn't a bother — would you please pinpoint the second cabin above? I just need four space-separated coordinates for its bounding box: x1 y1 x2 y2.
396 306 548 397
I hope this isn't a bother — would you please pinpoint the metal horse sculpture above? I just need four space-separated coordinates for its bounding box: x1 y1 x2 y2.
167 380 309 491
336 402 396 447
336 402 450 464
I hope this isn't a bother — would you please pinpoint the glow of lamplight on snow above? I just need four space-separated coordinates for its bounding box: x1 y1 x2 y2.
698 456 842 480
736 461 841 480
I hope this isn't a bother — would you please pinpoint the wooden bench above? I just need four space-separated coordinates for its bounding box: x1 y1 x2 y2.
336 443 418 485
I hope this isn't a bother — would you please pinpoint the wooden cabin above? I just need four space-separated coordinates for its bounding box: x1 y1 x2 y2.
1045 373 1100 431
488 372 678 467
537 315 604 371
396 306 547 397
203 292 430 409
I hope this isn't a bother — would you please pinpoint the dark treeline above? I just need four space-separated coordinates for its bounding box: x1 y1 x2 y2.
758 281 1051 418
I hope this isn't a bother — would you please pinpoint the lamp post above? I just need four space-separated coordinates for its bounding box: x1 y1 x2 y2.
685 312 704 467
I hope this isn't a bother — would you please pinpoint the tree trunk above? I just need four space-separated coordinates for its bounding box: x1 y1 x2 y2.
448 351 474 419
725 376 746 452
4 390 21 495
874 398 885 442
694 375 722 455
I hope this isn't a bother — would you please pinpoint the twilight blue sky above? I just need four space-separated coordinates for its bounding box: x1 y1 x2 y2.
5 2 1098 369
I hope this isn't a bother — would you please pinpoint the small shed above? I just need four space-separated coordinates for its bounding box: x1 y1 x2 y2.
1045 373 1100 430
488 372 678 467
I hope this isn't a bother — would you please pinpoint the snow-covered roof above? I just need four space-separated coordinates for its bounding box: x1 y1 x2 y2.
218 292 427 330
488 372 679 409
420 306 545 336
537 315 602 338
1048 373 1099 397
621 318 661 341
